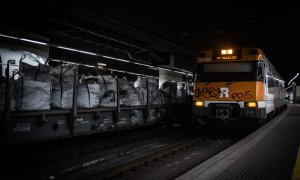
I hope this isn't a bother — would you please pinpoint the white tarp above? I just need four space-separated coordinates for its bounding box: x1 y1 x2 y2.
14 79 51 110
137 87 147 105
14 61 52 110
119 77 142 106
119 77 132 92
134 76 158 92
120 89 141 106
51 84 73 109
99 91 117 107
77 84 101 108
94 76 106 98
50 65 76 109
102 75 117 93
20 61 51 82
134 76 161 105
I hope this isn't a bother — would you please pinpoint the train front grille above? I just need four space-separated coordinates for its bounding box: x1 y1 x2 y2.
207 103 240 120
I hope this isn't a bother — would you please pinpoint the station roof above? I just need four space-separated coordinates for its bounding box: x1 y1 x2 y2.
1 0 299 83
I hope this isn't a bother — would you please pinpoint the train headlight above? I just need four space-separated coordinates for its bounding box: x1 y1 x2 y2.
221 49 233 55
195 101 204 107
245 102 257 108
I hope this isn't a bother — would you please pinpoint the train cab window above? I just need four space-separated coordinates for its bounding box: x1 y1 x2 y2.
196 62 258 82
257 61 265 82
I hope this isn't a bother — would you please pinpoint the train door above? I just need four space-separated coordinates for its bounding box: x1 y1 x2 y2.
265 63 276 117
257 61 268 121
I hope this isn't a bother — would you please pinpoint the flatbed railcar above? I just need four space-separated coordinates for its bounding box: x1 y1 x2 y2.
0 47 190 146
192 47 286 128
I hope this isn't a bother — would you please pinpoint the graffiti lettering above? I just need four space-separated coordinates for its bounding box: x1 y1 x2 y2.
231 91 252 100
220 87 229 97
244 91 252 99
194 87 221 99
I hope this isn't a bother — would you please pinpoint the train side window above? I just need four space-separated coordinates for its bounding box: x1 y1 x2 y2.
267 75 273 88
257 61 265 81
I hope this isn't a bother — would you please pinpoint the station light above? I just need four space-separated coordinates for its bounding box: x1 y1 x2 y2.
57 46 98 56
20 38 48 45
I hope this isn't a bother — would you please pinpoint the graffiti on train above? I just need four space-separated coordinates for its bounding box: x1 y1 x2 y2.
194 87 229 99
231 91 252 100
195 87 252 100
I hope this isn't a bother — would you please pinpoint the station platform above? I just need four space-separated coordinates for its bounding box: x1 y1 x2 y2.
177 104 300 180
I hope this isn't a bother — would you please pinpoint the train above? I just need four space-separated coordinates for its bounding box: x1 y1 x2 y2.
192 47 286 128
0 44 191 146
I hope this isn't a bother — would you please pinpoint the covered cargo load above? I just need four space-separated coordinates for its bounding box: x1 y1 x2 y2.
77 75 105 108
14 55 52 110
99 75 117 107
134 76 163 105
119 77 141 106
50 64 76 109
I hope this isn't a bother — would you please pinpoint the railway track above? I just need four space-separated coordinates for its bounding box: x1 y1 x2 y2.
82 135 205 180
2 124 253 180
81 128 251 180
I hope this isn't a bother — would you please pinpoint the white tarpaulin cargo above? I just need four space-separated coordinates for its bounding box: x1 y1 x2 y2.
51 84 73 109
14 79 51 110
95 75 106 98
134 76 158 92
77 84 101 108
14 58 52 110
120 89 141 106
134 76 163 105
137 87 147 105
102 75 117 93
99 91 117 107
50 64 76 109
119 77 142 106
119 77 131 92
20 61 51 82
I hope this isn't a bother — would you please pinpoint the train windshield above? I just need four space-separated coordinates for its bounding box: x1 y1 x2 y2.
195 61 260 82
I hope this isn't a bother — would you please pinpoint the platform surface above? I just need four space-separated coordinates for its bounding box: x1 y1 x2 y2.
177 104 300 180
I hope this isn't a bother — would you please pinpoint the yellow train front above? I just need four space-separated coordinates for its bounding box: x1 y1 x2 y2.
192 48 286 128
